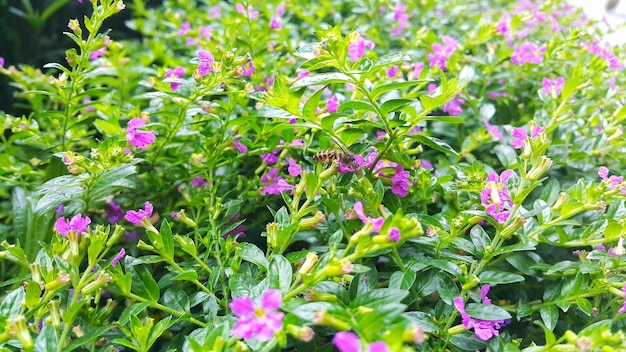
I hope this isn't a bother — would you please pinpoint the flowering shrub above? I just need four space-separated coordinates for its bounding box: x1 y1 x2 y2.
1 0 626 351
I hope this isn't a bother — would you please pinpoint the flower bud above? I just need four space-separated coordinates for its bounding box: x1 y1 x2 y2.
44 270 70 291
323 259 353 276
81 272 112 295
7 316 33 350
299 211 326 230
286 324 315 342
48 300 61 328
298 252 318 275
68 19 82 36
312 310 350 331
266 222 279 249
174 234 197 256
527 156 552 181
175 209 198 228
552 192 568 210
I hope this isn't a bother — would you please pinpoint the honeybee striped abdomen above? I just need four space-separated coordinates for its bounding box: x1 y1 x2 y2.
313 149 358 171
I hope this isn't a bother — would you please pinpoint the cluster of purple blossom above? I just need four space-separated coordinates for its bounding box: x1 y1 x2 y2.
454 285 508 340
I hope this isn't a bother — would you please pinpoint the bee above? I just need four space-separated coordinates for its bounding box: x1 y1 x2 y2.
313 149 358 171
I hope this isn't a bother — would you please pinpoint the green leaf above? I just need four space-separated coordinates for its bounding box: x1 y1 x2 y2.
469 225 490 255
371 80 432 99
339 128 366 147
25 281 42 309
410 135 459 157
0 287 25 323
303 88 326 119
119 302 152 326
540 305 559 331
128 259 160 301
257 105 298 120
420 115 465 124
478 271 525 284
436 272 458 305
163 287 190 314
66 325 114 352
380 98 414 115
372 51 411 68
94 119 122 135
291 73 352 89
350 288 409 308
534 319 556 345
159 219 175 260
269 255 292 293
576 297 593 316
465 303 512 320
305 172 318 201
34 324 57 351
337 101 377 114
388 271 416 290
239 242 269 272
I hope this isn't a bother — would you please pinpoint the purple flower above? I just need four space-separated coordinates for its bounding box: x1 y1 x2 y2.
125 201 153 225
190 177 208 189
619 284 626 314
165 66 185 91
348 34 375 62
480 170 515 224
270 16 281 30
353 201 384 233
386 65 399 78
0 57 5 67
230 289 284 341
233 140 248 154
260 168 294 195
484 121 503 141
389 227 400 242
540 77 565 95
408 62 424 80
391 166 411 197
454 286 507 340
426 35 458 70
126 118 155 150
287 159 302 177
598 166 624 190
241 61 255 77
496 13 511 35
55 214 91 237
199 25 211 40
511 42 545 65
511 125 545 149
443 95 465 116
55 204 65 215
111 248 125 267
208 6 220 19
106 202 123 223
261 152 279 165
197 50 214 77
177 21 191 36
326 95 339 113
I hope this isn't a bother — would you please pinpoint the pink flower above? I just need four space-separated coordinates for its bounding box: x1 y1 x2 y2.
495 13 511 35
326 95 339 113
484 121 503 141
208 6 221 19
126 118 155 150
511 125 545 149
480 170 515 224
55 214 91 237
391 3 410 37
199 25 211 39
235 4 259 20
598 166 624 190
511 41 545 65
353 201 384 233
230 289 284 341
125 201 153 225
0 57 4 67
348 34 375 62
454 285 507 340
260 168 294 195
287 159 302 177
540 77 565 95
426 35 458 70
111 248 125 267
408 62 424 80
197 50 214 77
333 331 390 352
391 166 411 197
90 48 107 60
165 66 185 91
106 202 123 223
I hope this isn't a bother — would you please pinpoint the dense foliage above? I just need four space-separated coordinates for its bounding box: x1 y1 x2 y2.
1 0 626 351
